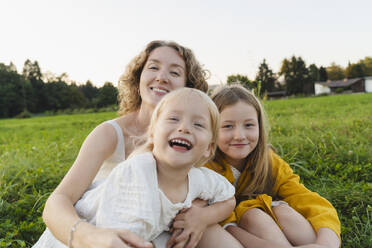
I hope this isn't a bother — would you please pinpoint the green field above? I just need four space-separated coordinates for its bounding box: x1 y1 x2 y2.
1 93 371 247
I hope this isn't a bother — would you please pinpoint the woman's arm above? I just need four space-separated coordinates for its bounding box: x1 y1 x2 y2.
43 123 115 242
42 123 150 248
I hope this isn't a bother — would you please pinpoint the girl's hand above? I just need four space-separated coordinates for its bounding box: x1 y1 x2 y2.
73 223 153 248
167 228 186 248
167 205 207 248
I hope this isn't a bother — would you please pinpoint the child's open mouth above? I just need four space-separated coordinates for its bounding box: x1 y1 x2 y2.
169 138 193 151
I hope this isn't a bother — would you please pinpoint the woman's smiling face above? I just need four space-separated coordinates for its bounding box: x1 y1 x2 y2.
139 46 187 109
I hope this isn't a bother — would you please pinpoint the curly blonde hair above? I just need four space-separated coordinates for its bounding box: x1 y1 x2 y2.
118 40 209 115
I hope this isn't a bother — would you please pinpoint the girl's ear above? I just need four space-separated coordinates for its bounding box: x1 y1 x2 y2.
203 142 214 158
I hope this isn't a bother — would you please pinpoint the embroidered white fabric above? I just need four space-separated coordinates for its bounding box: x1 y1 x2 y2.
33 152 235 247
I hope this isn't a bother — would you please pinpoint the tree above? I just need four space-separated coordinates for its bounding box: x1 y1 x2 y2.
69 83 88 109
326 62 344 80
226 74 254 89
43 71 59 83
279 56 312 95
43 80 71 110
22 59 42 82
318 66 328 82
358 56 372 76
255 59 277 95
0 63 28 117
345 63 364 78
95 82 118 108
22 59 46 112
308 64 319 82
79 80 99 107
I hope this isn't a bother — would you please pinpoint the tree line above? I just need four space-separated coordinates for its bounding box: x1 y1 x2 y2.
2 56 372 118
0 60 118 118
227 56 372 96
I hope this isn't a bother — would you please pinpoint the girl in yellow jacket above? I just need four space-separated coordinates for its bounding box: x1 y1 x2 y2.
204 85 341 248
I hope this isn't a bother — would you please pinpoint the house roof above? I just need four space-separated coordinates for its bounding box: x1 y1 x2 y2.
315 78 363 88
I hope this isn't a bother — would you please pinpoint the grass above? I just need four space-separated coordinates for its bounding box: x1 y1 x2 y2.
1 93 371 247
265 93 372 247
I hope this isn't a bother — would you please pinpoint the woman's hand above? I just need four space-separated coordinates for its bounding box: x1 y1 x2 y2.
73 223 153 248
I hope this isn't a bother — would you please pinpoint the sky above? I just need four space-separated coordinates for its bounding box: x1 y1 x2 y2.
1 0 372 86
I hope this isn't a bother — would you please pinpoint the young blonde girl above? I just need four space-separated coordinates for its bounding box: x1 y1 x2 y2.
34 88 239 248
205 85 341 248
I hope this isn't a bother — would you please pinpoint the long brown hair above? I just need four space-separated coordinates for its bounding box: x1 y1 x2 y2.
118 40 209 115
211 85 274 199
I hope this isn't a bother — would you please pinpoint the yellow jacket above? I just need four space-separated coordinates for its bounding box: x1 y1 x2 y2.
204 151 341 238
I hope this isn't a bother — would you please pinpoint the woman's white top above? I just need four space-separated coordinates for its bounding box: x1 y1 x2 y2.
33 152 235 247
94 120 126 182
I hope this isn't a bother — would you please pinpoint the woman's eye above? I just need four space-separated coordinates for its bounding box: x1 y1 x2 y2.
222 124 233 129
149 66 158 70
168 117 178 121
171 71 180 76
245 123 254 128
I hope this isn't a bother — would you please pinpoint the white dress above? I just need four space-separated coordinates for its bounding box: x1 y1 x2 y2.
33 152 235 248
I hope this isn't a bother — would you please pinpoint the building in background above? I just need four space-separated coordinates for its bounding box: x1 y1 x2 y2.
314 77 372 95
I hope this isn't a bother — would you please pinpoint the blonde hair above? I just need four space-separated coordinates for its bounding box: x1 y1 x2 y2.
118 40 209 115
211 84 274 199
131 88 220 168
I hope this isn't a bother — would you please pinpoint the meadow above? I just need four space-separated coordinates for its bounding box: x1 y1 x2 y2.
0 93 371 247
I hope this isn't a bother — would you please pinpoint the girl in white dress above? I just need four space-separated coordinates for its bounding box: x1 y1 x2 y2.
33 88 236 248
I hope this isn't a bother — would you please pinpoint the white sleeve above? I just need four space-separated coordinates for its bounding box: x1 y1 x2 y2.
196 167 235 204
